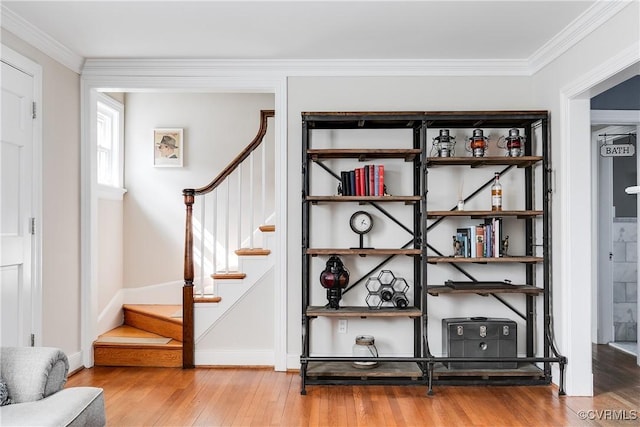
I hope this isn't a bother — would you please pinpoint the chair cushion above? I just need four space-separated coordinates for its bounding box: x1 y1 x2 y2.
0 387 105 427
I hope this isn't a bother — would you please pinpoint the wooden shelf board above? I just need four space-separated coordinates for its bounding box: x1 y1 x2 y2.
427 285 543 296
426 156 542 168
306 361 424 378
426 256 542 264
427 210 543 218
432 363 545 378
308 248 421 256
308 148 421 161
306 306 421 318
307 195 421 203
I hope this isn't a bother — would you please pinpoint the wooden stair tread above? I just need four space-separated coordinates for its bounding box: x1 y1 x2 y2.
212 271 247 280
259 224 275 232
235 248 271 256
194 295 222 303
94 323 182 368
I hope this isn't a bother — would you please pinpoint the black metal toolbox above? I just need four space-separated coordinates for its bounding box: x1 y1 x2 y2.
442 317 517 369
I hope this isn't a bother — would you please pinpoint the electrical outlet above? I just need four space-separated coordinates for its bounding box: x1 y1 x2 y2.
338 319 347 334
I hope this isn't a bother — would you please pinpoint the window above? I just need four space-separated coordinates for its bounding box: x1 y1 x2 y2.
96 94 125 194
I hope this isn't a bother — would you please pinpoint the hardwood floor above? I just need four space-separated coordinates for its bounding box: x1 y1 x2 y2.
66 344 639 426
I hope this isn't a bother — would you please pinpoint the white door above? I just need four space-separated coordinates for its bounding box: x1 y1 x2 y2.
1 60 35 347
596 129 614 344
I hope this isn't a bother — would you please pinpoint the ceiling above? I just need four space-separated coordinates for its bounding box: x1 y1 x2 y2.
2 1 598 62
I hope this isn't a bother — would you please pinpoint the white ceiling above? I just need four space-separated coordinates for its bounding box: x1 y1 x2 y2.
3 1 598 62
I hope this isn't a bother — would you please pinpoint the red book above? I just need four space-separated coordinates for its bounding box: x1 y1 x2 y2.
359 167 366 196
378 165 384 195
354 168 361 196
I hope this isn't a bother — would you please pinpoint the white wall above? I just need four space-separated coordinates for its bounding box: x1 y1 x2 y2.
97 198 124 314
5 0 637 390
287 76 535 360
531 1 640 395
123 92 275 289
1 29 82 356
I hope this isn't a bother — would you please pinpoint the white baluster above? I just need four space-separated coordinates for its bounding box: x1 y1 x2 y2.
237 164 242 252
249 152 255 248
212 189 218 295
261 141 266 235
199 197 205 297
225 179 230 273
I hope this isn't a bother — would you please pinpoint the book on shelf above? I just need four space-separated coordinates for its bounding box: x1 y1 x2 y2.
475 225 485 257
456 228 470 257
349 170 356 196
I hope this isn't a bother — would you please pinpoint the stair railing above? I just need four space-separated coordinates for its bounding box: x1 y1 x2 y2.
182 109 275 368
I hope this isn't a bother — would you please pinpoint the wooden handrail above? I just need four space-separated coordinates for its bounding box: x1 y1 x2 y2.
182 109 274 368
185 109 275 197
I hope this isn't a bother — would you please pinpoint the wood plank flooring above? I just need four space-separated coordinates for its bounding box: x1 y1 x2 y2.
66 344 639 426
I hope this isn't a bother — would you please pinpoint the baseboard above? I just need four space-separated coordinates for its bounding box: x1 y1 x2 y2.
287 353 301 370
67 351 84 373
195 349 275 366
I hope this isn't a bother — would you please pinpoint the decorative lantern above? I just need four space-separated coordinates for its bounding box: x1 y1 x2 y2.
498 128 526 157
467 129 489 157
432 129 456 157
319 256 349 309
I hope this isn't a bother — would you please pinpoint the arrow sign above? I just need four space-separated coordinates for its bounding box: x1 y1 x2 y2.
600 144 635 157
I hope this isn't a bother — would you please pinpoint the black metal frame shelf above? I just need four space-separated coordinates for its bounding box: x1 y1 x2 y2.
306 306 422 318
307 248 421 256
426 210 543 219
308 195 421 203
426 256 543 264
301 110 566 396
426 156 542 168
308 148 421 161
301 111 425 395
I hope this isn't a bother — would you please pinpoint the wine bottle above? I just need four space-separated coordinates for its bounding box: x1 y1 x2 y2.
491 172 502 211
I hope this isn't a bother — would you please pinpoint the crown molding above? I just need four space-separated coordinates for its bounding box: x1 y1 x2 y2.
82 58 530 78
528 0 633 74
2 0 632 79
0 4 84 73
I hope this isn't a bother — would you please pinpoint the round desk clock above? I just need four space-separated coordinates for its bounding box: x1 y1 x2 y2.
350 211 373 249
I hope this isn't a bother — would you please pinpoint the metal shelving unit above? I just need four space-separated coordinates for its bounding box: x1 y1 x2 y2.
301 112 427 395
300 111 566 396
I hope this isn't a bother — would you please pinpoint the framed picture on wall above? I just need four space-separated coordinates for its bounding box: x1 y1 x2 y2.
153 128 183 167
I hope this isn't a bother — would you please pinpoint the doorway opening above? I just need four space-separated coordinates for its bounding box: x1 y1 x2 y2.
594 123 638 357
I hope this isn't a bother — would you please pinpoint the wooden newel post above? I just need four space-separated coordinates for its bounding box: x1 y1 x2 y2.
183 189 195 369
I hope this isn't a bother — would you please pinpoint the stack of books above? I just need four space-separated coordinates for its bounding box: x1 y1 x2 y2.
340 164 384 196
455 218 503 258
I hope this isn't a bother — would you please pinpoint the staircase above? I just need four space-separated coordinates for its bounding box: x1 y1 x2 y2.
93 304 183 367
94 225 274 368
94 110 276 368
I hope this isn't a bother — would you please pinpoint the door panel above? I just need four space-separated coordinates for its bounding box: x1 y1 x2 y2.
1 61 34 347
